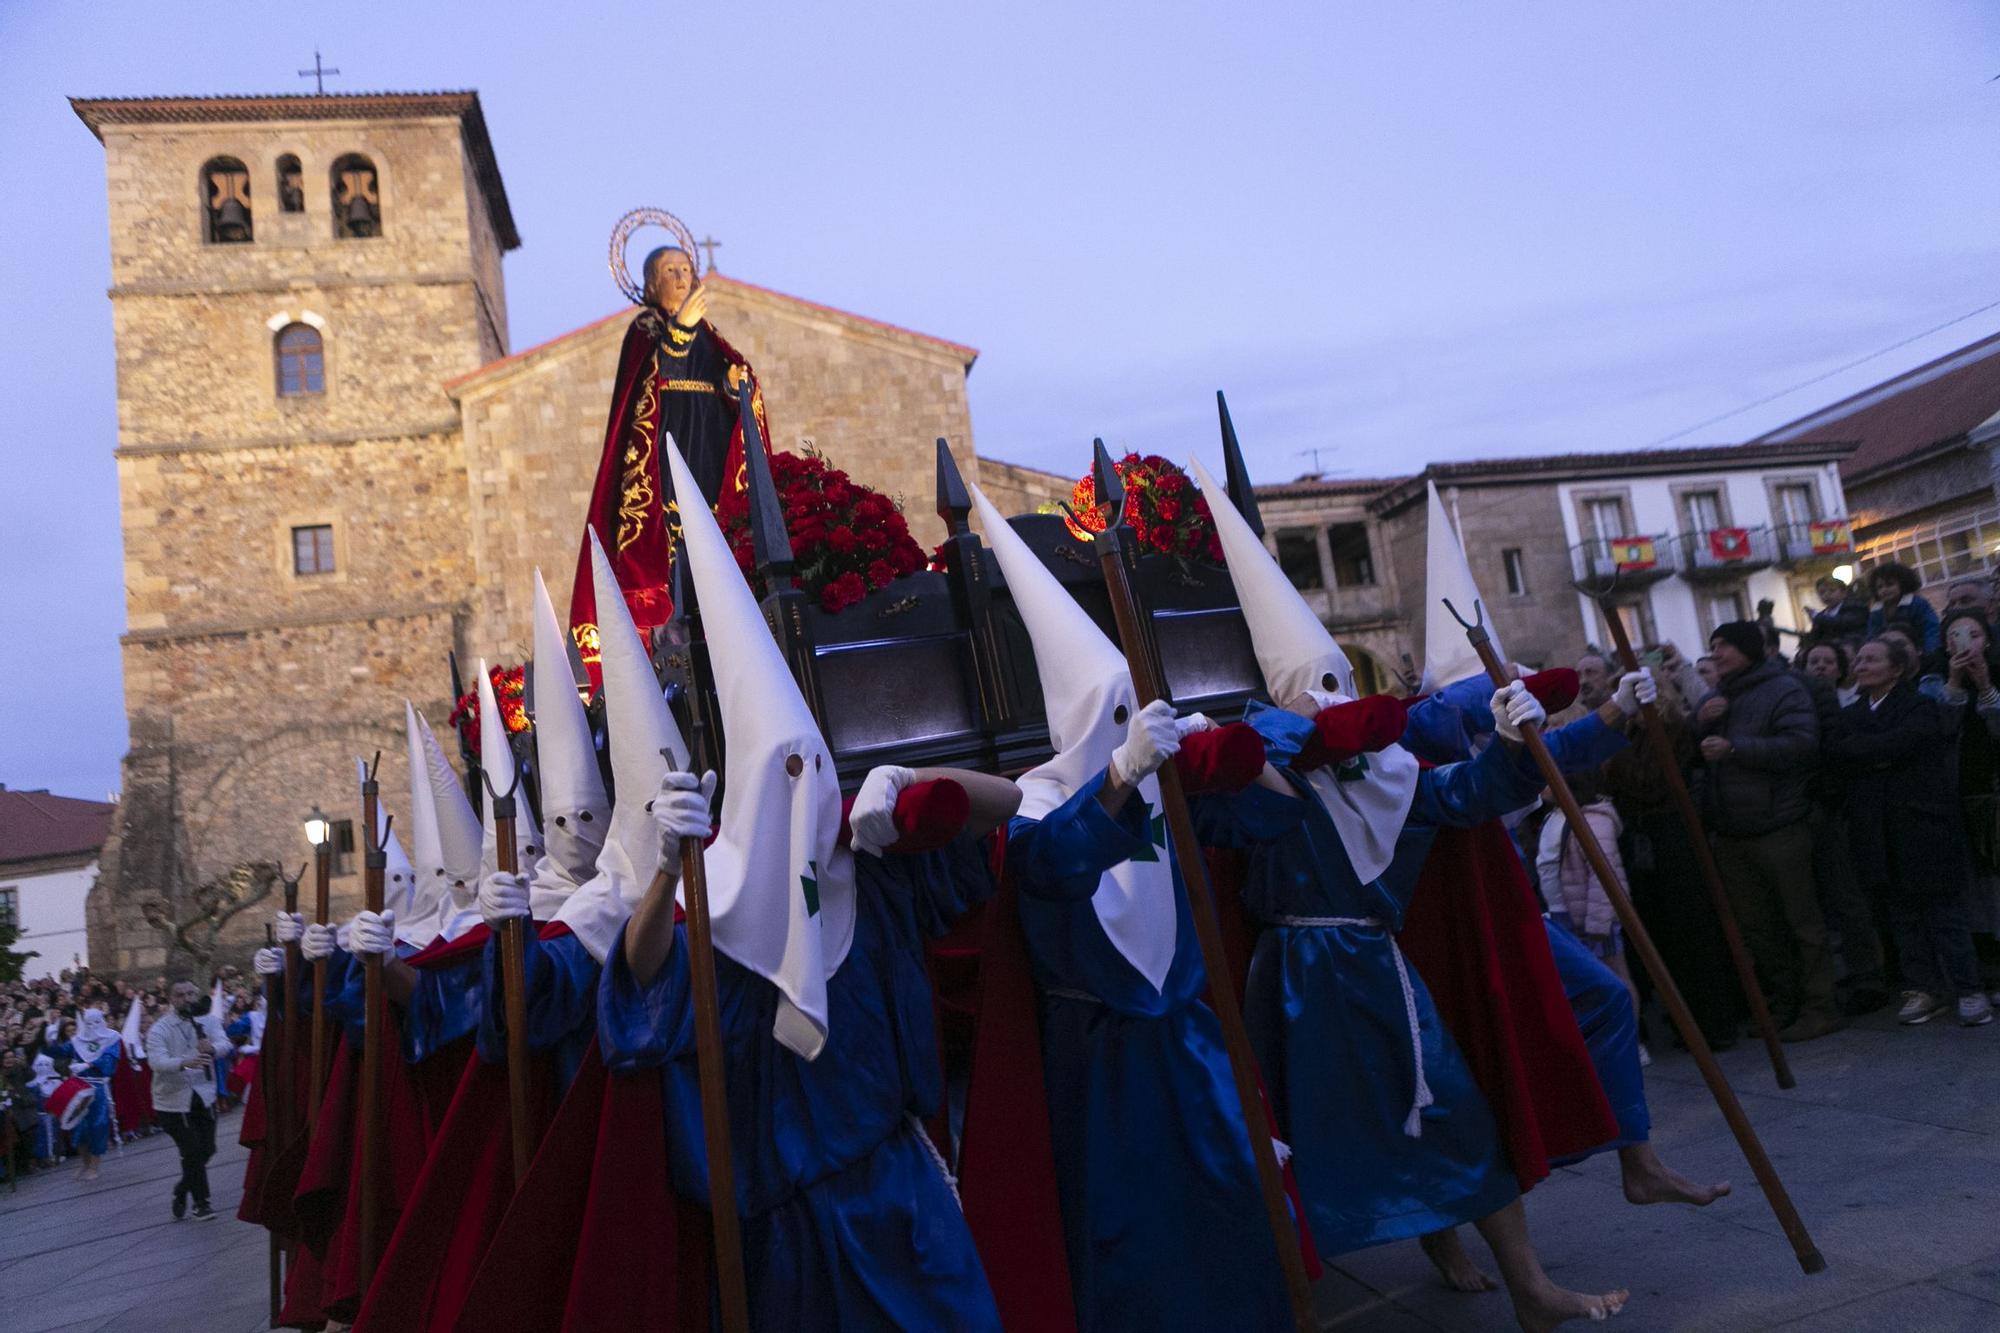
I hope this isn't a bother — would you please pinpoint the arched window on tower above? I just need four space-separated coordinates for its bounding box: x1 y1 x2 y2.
201 156 253 243
276 154 305 213
275 323 325 397
331 153 381 238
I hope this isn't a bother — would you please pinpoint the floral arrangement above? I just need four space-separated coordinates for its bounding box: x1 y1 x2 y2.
718 447 927 613
1062 452 1224 562
448 663 529 756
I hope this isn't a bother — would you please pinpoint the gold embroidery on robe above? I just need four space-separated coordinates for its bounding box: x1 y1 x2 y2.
616 364 660 553
571 622 602 667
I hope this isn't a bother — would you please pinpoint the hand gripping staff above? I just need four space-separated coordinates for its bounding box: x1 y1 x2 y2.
1087 441 1318 1332
1443 597 1824 1274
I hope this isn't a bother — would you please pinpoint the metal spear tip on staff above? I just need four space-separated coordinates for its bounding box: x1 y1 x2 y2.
1440 595 1825 1275
656 744 750 1333
1086 439 1318 1333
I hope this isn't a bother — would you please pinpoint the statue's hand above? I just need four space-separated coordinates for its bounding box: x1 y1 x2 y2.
672 284 707 330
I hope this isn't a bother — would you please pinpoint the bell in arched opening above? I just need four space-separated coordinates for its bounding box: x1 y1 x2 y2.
202 157 253 244
332 153 380 239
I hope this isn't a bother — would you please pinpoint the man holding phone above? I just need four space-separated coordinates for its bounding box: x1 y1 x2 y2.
146 979 221 1221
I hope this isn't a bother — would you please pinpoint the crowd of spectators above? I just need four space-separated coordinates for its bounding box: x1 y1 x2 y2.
1533 562 2000 1053
1 965 262 1185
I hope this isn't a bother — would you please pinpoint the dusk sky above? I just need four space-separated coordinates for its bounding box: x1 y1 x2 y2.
4 2 1998 800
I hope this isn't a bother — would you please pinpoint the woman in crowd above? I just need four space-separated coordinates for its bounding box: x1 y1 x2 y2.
1932 608 2000 999
1827 636 1992 1027
1802 641 1857 708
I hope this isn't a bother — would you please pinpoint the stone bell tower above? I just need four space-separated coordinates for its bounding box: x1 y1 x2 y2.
70 91 518 976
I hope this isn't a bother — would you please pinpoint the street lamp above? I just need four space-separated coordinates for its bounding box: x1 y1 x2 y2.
303 806 331 848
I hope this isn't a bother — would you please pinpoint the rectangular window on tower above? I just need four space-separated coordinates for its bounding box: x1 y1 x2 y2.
330 819 356 877
1327 524 1376 587
1274 530 1324 590
292 524 335 576
1503 547 1528 596
0 886 17 930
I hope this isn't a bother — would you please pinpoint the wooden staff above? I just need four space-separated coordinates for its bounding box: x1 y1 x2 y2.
664 743 751 1333
1087 445 1317 1332
1446 597 1825 1274
484 770 537 1189
264 920 283 1326
307 834 332 1135
1597 609 1795 1087
358 755 387 1291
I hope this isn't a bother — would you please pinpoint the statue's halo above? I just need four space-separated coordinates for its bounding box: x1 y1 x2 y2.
608 207 700 305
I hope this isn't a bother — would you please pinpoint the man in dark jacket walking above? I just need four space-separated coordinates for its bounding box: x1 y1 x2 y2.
1697 621 1842 1041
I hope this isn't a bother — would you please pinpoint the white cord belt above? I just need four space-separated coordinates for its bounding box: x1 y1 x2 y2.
907 1114 961 1208
1267 914 1433 1137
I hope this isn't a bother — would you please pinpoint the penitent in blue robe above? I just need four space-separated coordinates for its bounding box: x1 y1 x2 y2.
47 1040 119 1155
1205 703 1548 1255
600 838 1001 1333
1006 772 1298 1333
479 928 600 1093
1404 678 1651 1155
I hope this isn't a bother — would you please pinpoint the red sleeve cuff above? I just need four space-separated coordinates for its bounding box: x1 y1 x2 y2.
1299 695 1408 771
1174 722 1269 795
839 779 972 854
1523 668 1579 713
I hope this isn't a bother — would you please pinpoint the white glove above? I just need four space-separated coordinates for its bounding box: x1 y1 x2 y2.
1174 712 1216 738
1612 666 1658 717
252 948 283 977
299 922 336 961
348 910 396 957
479 870 531 925
1300 688 1345 713
273 911 304 944
1491 680 1546 744
651 770 717 877
1110 699 1182 786
850 765 914 858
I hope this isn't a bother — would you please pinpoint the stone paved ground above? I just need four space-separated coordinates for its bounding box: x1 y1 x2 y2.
2 1003 1995 1332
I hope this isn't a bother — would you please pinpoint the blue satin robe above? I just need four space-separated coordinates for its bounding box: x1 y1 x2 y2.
329 944 483 1063
478 930 599 1092
600 838 1000 1333
1403 680 1651 1156
1209 704 1546 1254
1006 771 1299 1333
47 1040 118 1154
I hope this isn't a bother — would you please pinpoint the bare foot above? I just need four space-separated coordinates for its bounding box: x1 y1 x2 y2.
1619 1143 1730 1207
1511 1278 1629 1331
1418 1227 1499 1293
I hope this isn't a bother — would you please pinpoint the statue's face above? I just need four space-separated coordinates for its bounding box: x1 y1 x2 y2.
645 248 696 311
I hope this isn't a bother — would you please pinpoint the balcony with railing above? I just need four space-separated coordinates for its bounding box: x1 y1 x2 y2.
1773 518 1855 569
1570 534 1674 593
1678 524 1777 581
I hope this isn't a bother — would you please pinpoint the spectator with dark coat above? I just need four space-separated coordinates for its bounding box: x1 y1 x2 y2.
1827 635 1993 1027
1865 562 1941 654
1797 657 1889 1015
1696 621 1841 1041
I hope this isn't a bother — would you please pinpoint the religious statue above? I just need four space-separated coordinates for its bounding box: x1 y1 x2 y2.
569 208 770 678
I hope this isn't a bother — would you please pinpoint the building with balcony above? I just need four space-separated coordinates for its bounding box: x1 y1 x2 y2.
1750 328 2000 601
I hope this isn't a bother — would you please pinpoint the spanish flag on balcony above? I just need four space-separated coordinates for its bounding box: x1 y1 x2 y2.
1608 536 1657 570
1708 527 1752 561
1808 519 1852 554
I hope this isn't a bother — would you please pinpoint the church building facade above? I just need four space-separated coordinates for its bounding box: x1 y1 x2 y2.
72 89 990 977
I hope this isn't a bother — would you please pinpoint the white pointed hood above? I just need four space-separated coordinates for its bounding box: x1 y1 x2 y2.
1422 480 1503 690
119 998 144 1063
404 704 483 945
971 481 1177 992
551 527 690 963
531 568 609 885
669 437 854 1060
1192 456 1418 883
477 658 545 882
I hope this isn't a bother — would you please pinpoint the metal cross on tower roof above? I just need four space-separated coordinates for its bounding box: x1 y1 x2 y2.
298 49 341 94
697 235 722 274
